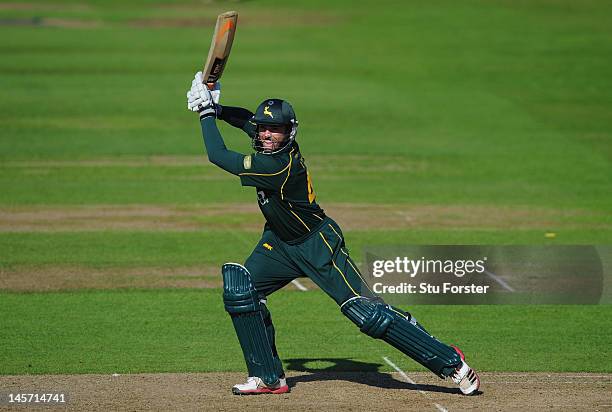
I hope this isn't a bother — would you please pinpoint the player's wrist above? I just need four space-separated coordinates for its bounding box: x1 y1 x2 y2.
199 105 217 120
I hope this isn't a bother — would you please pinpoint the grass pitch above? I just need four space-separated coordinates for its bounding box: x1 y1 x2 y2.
1 289 610 375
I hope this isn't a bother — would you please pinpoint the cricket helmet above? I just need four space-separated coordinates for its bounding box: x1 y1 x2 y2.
251 98 298 154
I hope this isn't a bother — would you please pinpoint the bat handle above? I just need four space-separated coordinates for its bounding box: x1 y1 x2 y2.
206 82 215 90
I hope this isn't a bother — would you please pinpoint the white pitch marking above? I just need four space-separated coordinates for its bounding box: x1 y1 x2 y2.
434 403 449 412
383 356 449 412
483 269 516 292
383 356 424 394
291 279 308 291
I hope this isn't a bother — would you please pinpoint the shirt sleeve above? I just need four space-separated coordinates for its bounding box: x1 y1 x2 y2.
242 119 257 139
200 116 293 188
218 105 254 130
217 105 257 140
200 116 244 175
238 151 293 190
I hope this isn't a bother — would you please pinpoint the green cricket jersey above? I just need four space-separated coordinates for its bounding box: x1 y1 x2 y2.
200 108 326 243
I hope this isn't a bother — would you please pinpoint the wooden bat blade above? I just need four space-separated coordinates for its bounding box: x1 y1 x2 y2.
202 11 238 86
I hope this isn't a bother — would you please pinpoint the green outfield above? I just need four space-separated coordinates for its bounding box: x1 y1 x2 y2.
1 290 611 374
0 0 611 378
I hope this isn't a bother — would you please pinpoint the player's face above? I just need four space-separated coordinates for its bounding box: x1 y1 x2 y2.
258 124 287 151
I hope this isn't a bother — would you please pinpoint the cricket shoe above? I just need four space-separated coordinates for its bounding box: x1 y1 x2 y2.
450 345 480 395
231 376 289 395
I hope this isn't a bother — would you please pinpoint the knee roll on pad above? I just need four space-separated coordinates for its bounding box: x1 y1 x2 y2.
342 297 394 338
222 263 284 386
341 297 461 377
222 263 262 314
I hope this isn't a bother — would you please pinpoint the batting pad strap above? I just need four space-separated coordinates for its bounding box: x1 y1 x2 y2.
223 289 261 314
341 297 393 338
341 297 461 377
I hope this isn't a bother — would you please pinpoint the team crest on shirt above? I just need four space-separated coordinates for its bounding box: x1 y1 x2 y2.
262 242 273 251
243 155 252 169
257 190 269 205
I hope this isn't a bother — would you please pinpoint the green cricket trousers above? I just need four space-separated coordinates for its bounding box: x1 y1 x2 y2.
244 217 369 303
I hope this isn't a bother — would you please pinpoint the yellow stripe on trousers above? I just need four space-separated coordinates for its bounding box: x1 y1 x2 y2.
319 232 359 297
327 223 373 295
339 248 375 296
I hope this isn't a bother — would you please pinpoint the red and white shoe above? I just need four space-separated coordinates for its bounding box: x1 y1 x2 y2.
450 345 480 395
232 376 289 395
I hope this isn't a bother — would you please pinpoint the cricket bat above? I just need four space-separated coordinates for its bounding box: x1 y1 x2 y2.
202 11 238 89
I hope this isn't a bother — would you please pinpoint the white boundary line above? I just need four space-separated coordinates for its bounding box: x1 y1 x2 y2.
291 279 308 291
383 356 424 394
383 356 449 412
433 403 449 412
483 269 515 292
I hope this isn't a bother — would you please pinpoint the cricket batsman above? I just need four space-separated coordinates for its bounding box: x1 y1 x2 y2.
187 72 480 395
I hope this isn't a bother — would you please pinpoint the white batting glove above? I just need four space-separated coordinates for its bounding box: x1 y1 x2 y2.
210 81 221 105
186 72 217 119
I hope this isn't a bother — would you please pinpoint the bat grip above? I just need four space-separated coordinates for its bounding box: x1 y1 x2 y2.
206 82 215 90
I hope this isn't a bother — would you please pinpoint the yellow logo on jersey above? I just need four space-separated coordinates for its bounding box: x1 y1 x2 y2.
263 106 274 118
243 155 252 169
263 242 273 251
307 171 316 203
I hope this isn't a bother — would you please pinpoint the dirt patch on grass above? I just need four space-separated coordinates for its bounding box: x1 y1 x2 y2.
0 372 609 411
0 265 314 292
42 18 102 28
3 155 417 169
130 10 341 28
0 265 222 291
0 3 92 11
308 154 429 173
328 203 609 231
0 17 101 28
0 204 607 233
3 156 208 168
128 17 210 28
0 205 261 232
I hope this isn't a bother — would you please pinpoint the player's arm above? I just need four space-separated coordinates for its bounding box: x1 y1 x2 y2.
200 116 290 189
218 105 257 139
199 116 244 175
187 72 279 181
199 115 290 190
187 72 244 175
218 105 253 129
192 74 254 137
238 151 293 190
